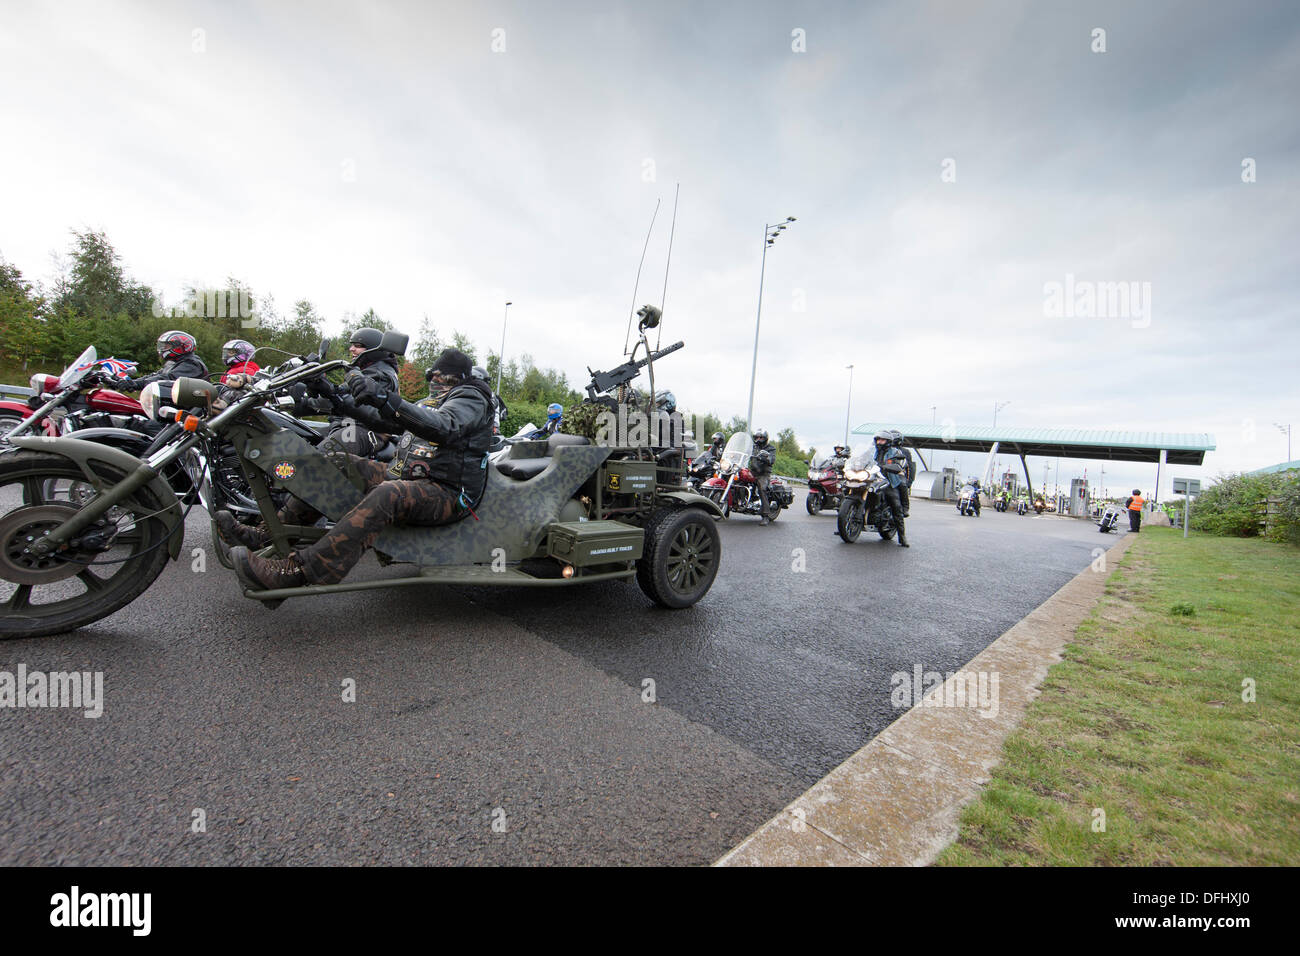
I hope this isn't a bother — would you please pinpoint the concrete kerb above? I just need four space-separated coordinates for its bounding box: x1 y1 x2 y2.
715 530 1140 867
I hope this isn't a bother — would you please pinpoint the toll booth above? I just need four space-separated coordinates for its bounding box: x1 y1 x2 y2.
1069 478 1090 517
999 470 1020 496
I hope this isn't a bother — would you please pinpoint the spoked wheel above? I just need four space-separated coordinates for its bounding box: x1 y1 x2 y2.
0 451 174 639
837 497 864 542
637 507 722 609
707 487 729 519
0 415 25 448
806 492 822 515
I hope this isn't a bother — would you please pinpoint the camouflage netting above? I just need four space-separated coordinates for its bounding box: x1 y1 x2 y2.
561 401 608 443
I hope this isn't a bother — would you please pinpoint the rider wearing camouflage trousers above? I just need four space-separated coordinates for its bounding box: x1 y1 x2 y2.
218 348 494 590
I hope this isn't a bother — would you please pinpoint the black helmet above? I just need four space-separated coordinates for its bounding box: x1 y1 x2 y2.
349 327 384 350
221 339 254 367
710 431 725 445
654 390 676 414
887 429 905 445
753 429 768 445
156 330 197 361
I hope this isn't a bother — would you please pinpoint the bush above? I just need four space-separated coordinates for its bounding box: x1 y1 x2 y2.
1191 471 1300 543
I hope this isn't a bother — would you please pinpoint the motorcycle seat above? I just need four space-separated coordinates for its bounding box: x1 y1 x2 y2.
496 457 551 480
494 436 592 480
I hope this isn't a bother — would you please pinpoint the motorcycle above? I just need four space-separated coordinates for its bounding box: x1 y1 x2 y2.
1016 499 1028 516
957 484 981 516
835 450 897 542
1 347 159 452
1033 497 1046 514
0 313 725 640
685 448 720 494
805 453 845 515
701 433 784 521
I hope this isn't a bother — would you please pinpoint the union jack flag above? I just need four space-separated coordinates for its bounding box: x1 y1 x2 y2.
93 357 138 376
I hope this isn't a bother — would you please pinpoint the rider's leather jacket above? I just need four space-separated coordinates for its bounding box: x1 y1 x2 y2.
117 353 209 391
751 442 775 477
330 377 495 504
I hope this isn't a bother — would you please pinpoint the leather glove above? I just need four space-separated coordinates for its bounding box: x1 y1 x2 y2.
347 373 400 415
306 374 335 399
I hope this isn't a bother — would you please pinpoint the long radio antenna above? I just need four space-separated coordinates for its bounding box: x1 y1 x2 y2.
624 198 661 357
656 182 680 351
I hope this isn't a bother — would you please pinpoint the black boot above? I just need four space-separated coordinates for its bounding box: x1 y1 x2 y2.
215 510 270 549
896 519 910 547
231 546 307 591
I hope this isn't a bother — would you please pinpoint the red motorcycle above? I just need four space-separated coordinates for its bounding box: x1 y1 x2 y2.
1 347 156 450
805 452 846 515
701 432 787 521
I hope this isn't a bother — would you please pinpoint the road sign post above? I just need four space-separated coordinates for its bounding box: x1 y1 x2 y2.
1172 478 1201 538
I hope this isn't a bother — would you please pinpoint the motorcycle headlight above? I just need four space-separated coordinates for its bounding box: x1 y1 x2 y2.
139 382 165 420
844 468 869 481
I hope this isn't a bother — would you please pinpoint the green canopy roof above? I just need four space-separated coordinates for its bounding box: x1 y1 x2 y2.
851 424 1215 465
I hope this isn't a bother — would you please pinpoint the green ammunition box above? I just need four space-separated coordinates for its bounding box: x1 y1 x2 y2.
546 520 645 566
603 459 657 494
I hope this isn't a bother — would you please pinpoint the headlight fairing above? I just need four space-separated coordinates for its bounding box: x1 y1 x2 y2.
139 382 166 420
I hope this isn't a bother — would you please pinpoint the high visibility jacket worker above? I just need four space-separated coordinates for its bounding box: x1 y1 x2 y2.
1125 490 1145 532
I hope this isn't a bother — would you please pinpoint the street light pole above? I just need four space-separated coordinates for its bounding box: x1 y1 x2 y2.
1276 422 1292 461
496 301 512 395
843 364 854 447
931 406 936 425
746 217 796 432
993 400 1011 429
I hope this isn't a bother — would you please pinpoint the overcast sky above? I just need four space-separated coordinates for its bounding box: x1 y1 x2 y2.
2 0 1297 496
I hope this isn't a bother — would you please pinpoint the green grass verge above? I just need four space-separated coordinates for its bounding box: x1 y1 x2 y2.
936 526 1300 865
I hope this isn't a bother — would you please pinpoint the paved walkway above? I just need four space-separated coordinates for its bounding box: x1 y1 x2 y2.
716 531 1137 866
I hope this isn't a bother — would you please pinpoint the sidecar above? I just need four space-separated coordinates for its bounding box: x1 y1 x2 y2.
233 423 724 609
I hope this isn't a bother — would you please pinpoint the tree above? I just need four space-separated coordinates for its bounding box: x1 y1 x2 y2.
449 331 478 363
53 229 153 319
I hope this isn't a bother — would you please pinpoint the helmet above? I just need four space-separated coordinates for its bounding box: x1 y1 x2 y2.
349 327 384 350
1132 488 1141 496
470 365 489 381
873 429 891 444
710 431 725 445
156 330 196 361
753 429 768 445
547 403 563 421
654 390 676 414
887 429 905 445
221 339 254 368
833 445 847 457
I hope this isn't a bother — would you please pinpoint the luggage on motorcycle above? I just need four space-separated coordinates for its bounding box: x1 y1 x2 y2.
546 520 645 566
604 459 656 494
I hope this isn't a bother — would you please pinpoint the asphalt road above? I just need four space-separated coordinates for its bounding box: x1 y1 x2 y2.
0 496 1117 865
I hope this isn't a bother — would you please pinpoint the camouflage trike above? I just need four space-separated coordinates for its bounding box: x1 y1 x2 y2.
0 319 723 640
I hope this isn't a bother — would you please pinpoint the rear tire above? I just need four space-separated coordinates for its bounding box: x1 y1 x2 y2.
636 507 721 608
805 492 822 515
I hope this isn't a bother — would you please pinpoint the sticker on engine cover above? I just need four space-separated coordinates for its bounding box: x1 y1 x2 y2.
273 461 296 479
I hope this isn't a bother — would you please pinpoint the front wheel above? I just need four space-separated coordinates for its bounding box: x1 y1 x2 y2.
805 492 822 515
837 497 864 543
0 414 27 448
636 507 722 609
0 451 175 639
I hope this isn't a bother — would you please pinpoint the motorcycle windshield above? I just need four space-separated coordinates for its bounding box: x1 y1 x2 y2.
810 454 831 470
722 432 753 468
846 451 874 474
57 346 97 389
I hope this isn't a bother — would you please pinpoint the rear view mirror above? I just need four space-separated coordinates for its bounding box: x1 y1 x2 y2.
379 330 408 356
318 338 330 360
